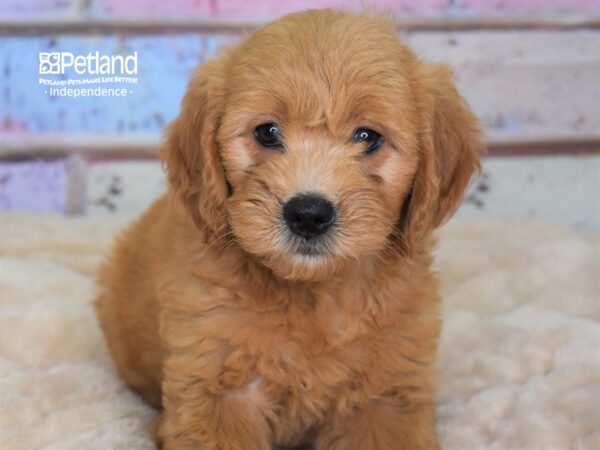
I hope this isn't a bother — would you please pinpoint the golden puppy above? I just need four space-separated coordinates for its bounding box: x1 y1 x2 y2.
95 9 482 450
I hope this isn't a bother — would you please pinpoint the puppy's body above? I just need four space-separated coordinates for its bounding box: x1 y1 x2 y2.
96 10 482 450
98 195 440 448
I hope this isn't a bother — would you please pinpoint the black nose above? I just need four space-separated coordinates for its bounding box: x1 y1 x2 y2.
283 194 335 239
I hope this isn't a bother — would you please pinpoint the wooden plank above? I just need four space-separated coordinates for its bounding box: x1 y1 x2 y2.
404 29 600 144
0 135 161 160
1 13 600 35
1 134 598 160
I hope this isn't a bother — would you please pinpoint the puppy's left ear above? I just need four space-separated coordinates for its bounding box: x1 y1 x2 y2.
403 64 484 249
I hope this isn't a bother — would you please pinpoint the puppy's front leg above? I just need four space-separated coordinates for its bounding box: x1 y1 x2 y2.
316 399 439 450
158 354 271 450
158 391 271 450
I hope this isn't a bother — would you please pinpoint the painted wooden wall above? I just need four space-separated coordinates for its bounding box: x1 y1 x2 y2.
3 0 600 17
1 0 599 212
2 0 599 143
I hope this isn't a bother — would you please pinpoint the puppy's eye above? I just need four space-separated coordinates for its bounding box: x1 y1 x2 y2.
254 123 283 149
354 127 384 154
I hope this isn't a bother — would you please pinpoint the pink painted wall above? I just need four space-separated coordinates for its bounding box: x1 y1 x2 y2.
2 0 598 17
213 0 449 17
90 0 212 16
91 0 600 16
90 0 450 17
458 0 600 13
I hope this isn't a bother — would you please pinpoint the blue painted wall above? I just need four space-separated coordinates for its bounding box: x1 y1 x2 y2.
0 35 236 134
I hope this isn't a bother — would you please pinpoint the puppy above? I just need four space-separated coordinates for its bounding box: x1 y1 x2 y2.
95 9 482 450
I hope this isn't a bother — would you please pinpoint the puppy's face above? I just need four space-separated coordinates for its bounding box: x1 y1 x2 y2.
221 25 420 280
164 11 482 281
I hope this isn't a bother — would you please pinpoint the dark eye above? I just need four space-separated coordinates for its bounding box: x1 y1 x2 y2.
254 123 283 149
354 127 384 154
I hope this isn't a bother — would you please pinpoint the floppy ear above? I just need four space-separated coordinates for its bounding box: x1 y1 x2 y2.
403 64 484 250
161 57 230 240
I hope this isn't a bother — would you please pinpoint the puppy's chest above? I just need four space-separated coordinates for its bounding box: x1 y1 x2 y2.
231 306 379 424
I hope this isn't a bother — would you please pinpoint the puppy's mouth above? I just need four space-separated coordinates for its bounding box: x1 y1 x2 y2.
286 234 334 257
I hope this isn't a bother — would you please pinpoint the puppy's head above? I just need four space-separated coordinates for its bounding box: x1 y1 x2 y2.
163 10 482 281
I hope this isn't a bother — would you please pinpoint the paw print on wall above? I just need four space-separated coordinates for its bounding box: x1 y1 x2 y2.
464 172 490 209
94 175 122 212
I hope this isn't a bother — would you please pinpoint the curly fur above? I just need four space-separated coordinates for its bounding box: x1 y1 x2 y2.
95 9 482 450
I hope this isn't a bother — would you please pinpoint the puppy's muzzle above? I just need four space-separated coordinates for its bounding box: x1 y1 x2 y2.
283 194 335 240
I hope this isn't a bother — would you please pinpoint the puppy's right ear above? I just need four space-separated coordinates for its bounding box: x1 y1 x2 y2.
161 57 230 239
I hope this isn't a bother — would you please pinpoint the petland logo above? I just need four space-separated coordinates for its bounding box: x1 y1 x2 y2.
39 51 138 75
38 51 139 97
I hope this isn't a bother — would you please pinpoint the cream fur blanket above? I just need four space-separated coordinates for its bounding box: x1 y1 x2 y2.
0 212 598 450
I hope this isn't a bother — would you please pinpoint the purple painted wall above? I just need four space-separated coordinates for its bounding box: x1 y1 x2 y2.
0 160 67 212
0 0 76 16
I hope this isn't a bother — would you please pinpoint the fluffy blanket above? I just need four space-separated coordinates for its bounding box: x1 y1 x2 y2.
0 212 598 450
